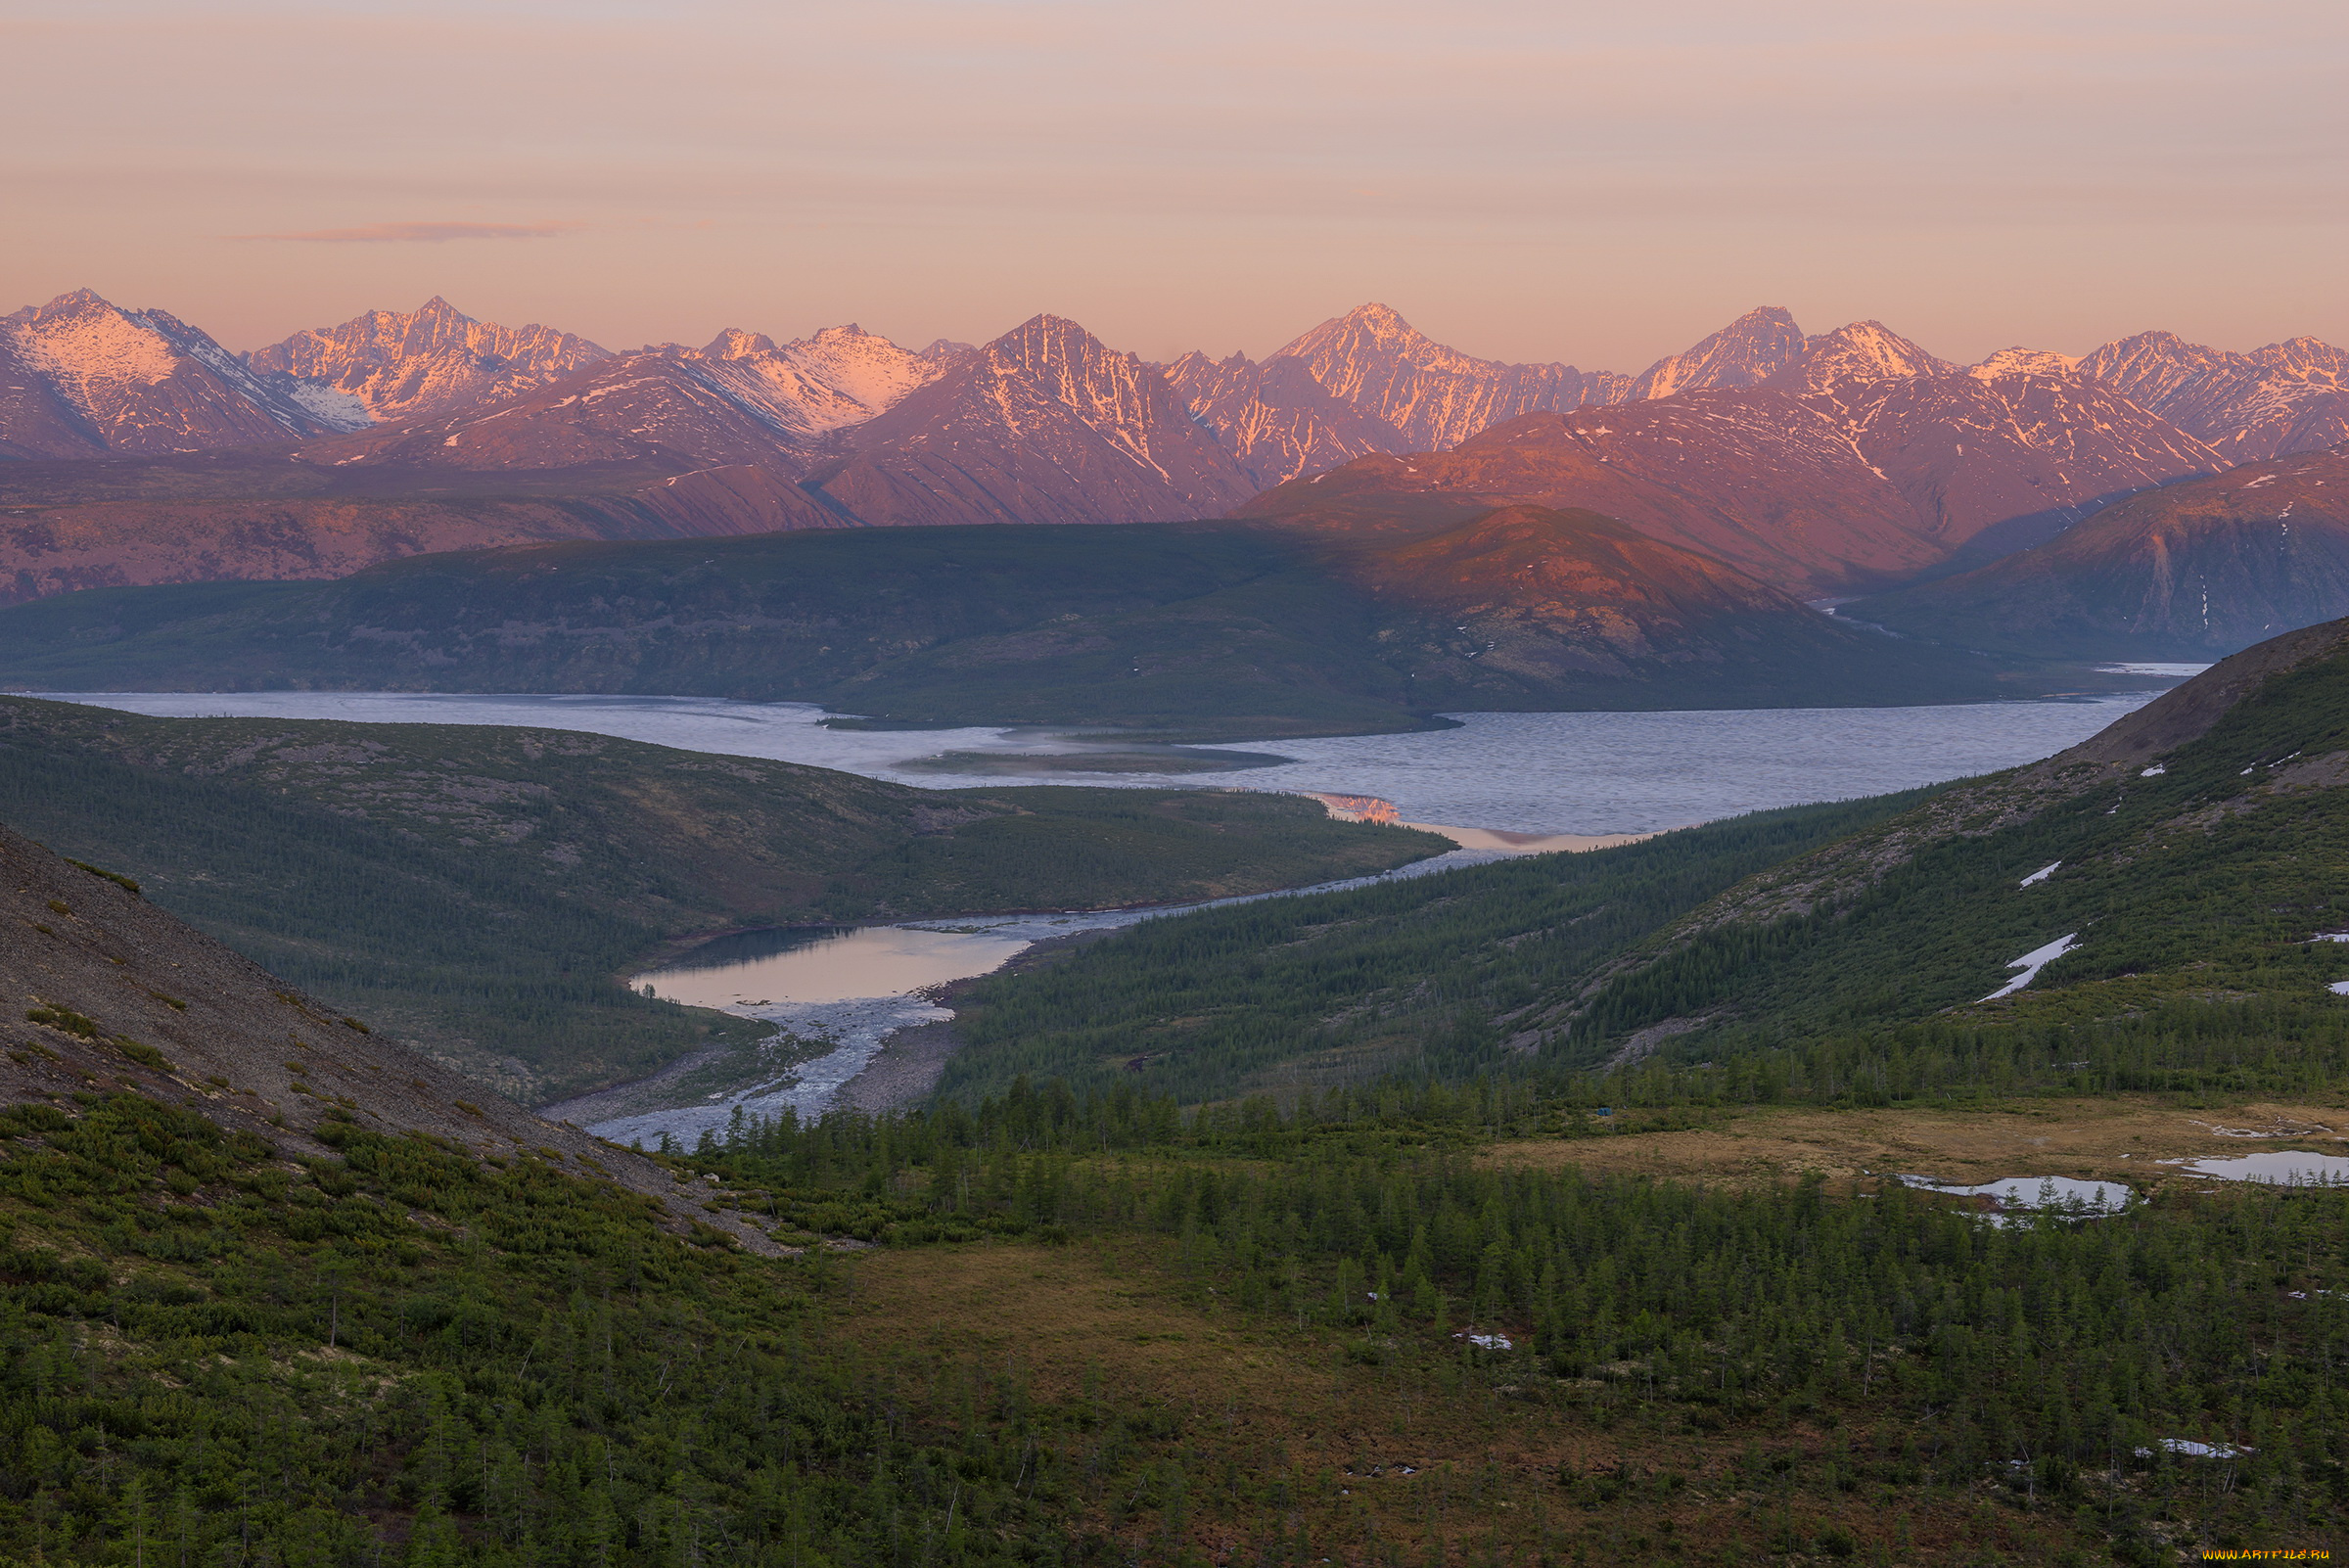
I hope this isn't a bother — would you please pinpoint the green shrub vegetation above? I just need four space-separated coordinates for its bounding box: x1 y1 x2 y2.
8 1084 2334 1564
943 793 1932 1106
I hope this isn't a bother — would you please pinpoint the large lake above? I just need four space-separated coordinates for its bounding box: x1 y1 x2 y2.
45 686 2181 835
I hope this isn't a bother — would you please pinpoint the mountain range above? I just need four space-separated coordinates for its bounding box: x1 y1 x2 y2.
6 286 2349 666
8 289 2341 500
1240 328 2224 593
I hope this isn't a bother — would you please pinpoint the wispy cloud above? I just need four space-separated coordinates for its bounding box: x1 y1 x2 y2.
233 220 581 243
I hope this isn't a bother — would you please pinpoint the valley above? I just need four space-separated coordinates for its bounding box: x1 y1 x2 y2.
0 696 1444 1102
16 9 2349 1561
6 285 2349 1566
2 621 2342 1565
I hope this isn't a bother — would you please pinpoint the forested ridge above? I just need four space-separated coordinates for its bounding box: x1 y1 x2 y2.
0 524 2074 736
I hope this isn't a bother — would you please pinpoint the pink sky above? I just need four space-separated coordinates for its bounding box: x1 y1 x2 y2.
4 0 2345 368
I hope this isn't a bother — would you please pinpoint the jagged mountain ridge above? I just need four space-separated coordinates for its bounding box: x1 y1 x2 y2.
1630 306 1809 399
299 319 948 474
1239 361 2225 593
0 290 350 457
245 297 612 424
2075 330 2349 462
1162 350 1407 486
803 314 1259 526
1269 302 1632 452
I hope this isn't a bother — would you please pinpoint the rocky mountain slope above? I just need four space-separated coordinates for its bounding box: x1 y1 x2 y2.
1628 305 1808 398
245 296 611 423
2078 330 2349 461
1846 442 2349 659
298 320 945 476
0 521 2049 734
0 290 355 457
804 315 1258 525
1244 361 2223 592
1269 302 1632 451
1162 349 1405 485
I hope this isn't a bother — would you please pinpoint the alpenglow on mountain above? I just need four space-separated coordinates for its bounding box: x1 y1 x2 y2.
245 297 612 424
5 286 2349 641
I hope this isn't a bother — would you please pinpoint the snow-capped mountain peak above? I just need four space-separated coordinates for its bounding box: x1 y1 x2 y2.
248 300 611 426
1633 306 1807 398
1771 321 1955 392
1270 301 1629 449
1 289 343 453
1968 346 2082 380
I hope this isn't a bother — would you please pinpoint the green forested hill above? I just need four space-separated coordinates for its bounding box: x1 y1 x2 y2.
0 522 2084 734
1556 617 2349 1098
951 617 2349 1109
0 698 1441 1101
942 793 1928 1105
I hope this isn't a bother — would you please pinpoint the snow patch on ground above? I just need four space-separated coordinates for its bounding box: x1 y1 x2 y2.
2019 861 2059 887
1981 934 2079 1000
282 380 375 431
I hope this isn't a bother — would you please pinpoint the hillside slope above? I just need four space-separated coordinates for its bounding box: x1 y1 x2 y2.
947 618 2349 1106
0 453 846 604
0 818 777 1244
1547 617 2349 1082
1243 367 2219 594
0 521 2057 734
1846 444 2349 660
0 698 1442 1100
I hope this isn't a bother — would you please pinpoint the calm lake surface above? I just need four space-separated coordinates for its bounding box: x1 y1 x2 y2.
48 687 2179 835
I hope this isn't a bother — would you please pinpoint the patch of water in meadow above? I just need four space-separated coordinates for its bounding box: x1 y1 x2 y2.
1893 1174 2139 1225
2167 1150 2349 1185
49 687 2180 836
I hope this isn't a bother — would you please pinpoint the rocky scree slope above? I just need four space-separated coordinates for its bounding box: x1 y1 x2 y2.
0 820 783 1250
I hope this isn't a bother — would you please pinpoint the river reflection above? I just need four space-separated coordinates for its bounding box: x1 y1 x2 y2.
640 925 1037 1009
